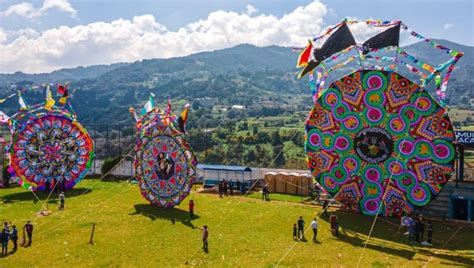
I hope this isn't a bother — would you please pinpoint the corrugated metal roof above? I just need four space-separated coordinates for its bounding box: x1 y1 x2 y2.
197 164 252 172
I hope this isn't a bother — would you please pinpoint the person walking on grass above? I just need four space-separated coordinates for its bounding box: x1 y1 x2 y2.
189 200 195 219
198 225 209 252
24 221 33 247
59 192 65 209
10 225 18 252
297 216 305 240
311 218 318 243
1 228 10 255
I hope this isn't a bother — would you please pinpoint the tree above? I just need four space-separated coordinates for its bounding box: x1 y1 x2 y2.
271 130 282 146
192 101 201 110
272 145 286 167
252 125 258 135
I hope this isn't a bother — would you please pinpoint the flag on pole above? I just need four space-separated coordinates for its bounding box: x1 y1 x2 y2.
166 97 171 117
0 111 10 124
18 92 28 110
297 41 313 68
362 23 401 55
178 103 190 133
141 93 155 115
299 23 356 78
45 85 56 110
129 107 140 122
57 83 69 106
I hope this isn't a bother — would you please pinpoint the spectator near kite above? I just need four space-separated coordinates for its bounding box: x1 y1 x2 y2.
1 84 94 191
298 19 463 216
130 95 197 207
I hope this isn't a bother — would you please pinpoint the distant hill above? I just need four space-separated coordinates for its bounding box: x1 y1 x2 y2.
0 40 472 125
0 62 130 85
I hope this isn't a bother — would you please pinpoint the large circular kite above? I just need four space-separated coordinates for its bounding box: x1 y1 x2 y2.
7 86 94 191
306 70 455 216
132 100 197 207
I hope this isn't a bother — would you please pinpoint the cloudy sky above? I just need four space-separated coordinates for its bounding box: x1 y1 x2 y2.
0 0 472 73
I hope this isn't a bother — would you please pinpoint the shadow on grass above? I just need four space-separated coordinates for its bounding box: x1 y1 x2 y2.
1 188 93 204
319 211 474 266
130 204 199 229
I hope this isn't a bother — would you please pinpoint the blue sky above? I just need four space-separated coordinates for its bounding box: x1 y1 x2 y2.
0 0 472 73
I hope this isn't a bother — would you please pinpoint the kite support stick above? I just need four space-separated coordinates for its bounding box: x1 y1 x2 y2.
89 223 96 245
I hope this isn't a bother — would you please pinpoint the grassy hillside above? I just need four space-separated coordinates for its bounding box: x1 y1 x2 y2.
0 179 473 267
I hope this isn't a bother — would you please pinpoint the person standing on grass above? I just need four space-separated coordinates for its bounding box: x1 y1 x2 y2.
59 192 65 209
419 215 425 242
311 218 318 243
223 180 228 196
189 200 195 219
218 180 223 198
330 214 339 237
198 225 209 252
427 221 433 245
10 225 18 252
292 223 298 241
1 228 10 255
24 221 33 246
297 216 305 240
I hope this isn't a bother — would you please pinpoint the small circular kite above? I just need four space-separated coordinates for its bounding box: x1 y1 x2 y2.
5 84 94 191
131 95 197 207
298 19 463 216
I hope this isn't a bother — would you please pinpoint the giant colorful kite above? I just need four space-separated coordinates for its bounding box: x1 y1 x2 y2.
131 95 197 207
299 19 463 216
2 84 94 191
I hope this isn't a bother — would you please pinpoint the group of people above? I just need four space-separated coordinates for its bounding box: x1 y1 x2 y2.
292 214 338 243
218 179 245 197
187 200 208 253
1 221 33 255
403 214 433 245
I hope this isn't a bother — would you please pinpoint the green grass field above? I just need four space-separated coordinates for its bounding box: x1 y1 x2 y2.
1 179 473 267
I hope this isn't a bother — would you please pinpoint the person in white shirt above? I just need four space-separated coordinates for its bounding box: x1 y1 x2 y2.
311 218 318 243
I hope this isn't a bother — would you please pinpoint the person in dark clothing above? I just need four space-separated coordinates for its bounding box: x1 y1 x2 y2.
229 180 234 196
292 223 297 241
419 216 425 242
427 221 433 245
297 216 305 240
322 200 329 217
24 221 33 246
330 214 339 237
1 228 10 255
189 200 195 219
236 180 241 195
10 225 18 252
414 218 421 242
223 180 228 196
262 185 267 201
218 181 223 197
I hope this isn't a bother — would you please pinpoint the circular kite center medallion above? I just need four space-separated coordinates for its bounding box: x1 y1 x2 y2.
40 141 63 163
354 127 393 164
153 153 175 180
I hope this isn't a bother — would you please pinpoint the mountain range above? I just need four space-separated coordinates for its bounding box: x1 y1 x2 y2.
0 39 472 126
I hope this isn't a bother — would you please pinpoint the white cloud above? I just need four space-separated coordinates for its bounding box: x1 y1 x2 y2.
245 5 258 15
443 23 454 29
2 0 77 19
0 0 381 73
